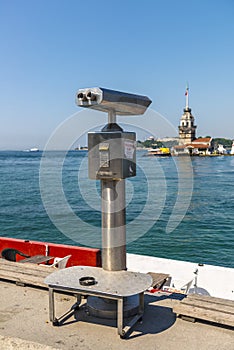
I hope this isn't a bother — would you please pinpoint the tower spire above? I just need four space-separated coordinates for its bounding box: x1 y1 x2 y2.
185 83 189 109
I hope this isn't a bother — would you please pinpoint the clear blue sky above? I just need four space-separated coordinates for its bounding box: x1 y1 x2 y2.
0 0 234 149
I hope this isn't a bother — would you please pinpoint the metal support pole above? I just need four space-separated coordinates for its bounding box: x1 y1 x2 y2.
101 179 126 271
108 110 116 124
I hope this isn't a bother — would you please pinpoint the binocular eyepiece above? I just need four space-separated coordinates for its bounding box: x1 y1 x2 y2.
77 91 97 102
76 87 152 116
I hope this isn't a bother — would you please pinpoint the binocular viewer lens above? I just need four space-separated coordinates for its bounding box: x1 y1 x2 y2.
77 91 97 101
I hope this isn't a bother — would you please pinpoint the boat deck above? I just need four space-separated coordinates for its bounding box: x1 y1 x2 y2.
0 278 233 350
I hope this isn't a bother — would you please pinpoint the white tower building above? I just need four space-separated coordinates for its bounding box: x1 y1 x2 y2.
178 86 197 145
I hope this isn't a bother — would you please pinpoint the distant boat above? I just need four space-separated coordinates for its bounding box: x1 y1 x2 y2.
147 147 171 157
24 148 39 152
74 146 88 151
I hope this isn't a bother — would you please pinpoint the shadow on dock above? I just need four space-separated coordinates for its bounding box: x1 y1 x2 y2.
55 294 177 339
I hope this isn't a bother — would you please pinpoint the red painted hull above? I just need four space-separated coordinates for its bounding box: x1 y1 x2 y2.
0 237 101 267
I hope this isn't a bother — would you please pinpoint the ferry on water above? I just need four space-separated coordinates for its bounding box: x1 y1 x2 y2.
147 147 171 156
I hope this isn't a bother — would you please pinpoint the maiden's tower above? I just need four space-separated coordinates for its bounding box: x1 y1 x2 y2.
178 86 197 145
173 86 213 155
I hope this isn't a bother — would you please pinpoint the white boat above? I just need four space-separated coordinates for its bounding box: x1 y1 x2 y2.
230 141 234 155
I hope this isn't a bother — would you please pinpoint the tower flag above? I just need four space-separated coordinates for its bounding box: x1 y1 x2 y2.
185 84 189 108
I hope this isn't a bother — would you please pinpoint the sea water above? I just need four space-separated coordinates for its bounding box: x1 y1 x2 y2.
0 150 233 268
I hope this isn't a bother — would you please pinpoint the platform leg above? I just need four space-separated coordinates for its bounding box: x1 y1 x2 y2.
139 292 144 316
117 298 125 337
49 287 58 325
74 294 82 310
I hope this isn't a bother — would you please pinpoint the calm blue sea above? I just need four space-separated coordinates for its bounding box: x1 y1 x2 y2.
0 150 233 268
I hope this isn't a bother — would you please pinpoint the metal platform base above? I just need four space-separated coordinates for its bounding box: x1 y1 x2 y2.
87 295 139 319
45 266 152 338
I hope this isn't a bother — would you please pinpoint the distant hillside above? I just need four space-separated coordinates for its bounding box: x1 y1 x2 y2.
137 139 178 149
138 137 233 149
212 138 233 148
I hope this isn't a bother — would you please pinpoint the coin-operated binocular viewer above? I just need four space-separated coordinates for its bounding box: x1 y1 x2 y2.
44 88 153 337
76 87 151 271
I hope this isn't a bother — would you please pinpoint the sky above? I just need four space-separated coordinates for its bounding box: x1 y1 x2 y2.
0 0 234 150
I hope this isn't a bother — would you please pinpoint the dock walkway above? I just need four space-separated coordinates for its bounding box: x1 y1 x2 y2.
0 269 233 349
0 258 53 288
173 293 234 327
